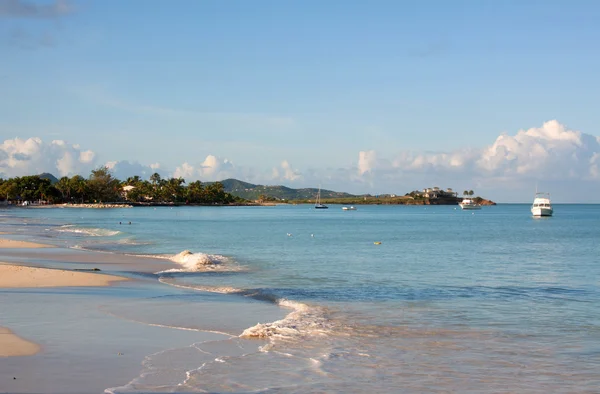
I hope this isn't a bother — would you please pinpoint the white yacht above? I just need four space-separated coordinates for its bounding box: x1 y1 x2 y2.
531 192 553 217
342 206 357 211
459 198 481 210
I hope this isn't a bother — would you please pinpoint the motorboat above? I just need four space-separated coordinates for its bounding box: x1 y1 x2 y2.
531 192 553 217
342 206 357 211
459 198 481 210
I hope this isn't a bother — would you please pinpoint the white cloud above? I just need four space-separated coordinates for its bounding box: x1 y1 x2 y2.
474 120 597 181
171 155 236 182
3 120 600 202
172 162 195 179
358 150 377 175
348 120 600 200
353 120 600 182
272 160 302 182
0 137 96 177
103 160 161 180
79 150 95 163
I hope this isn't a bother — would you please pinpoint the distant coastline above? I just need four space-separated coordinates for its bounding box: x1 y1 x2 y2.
0 170 496 207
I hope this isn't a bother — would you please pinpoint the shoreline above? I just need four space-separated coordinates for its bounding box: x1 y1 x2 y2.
0 224 284 392
0 238 55 249
0 264 129 288
0 327 41 357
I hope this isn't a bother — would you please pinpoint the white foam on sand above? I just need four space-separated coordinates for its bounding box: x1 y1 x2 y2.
158 278 334 343
240 298 333 342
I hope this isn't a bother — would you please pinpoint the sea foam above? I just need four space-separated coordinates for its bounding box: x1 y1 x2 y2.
57 225 121 237
152 250 234 272
158 278 333 342
240 298 332 341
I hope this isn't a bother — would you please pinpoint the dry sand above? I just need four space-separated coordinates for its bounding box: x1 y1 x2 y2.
0 238 53 249
0 264 128 288
0 327 41 357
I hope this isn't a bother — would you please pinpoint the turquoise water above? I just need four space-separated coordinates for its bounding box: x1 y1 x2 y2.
2 204 600 392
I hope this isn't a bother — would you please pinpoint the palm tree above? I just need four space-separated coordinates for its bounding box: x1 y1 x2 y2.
463 190 468 196
56 176 71 201
468 190 474 196
150 173 161 186
70 175 88 203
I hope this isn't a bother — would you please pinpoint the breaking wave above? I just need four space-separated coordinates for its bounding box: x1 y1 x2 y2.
139 250 240 273
240 298 332 342
57 225 121 237
158 277 334 342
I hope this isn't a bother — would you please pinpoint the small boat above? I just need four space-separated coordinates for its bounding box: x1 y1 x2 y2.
374 241 381 245
342 206 357 211
459 198 481 210
314 187 328 209
531 192 553 217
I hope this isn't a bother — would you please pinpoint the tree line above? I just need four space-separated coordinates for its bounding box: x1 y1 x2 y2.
0 167 242 205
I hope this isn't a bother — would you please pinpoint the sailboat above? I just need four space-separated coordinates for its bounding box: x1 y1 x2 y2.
314 187 328 209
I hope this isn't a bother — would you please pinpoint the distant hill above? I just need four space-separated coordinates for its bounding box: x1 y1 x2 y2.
38 173 59 184
218 178 357 201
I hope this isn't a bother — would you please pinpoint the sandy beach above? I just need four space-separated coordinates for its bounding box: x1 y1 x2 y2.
0 238 53 249
0 263 128 360
0 327 41 357
0 264 128 288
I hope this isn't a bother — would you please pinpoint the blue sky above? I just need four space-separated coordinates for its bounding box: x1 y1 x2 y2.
2 0 600 202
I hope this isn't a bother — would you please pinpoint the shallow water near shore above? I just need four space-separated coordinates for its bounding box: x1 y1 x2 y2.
2 204 600 392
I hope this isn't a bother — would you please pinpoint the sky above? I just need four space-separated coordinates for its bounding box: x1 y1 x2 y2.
1 0 600 202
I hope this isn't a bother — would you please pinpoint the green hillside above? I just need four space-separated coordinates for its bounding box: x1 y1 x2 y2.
218 178 356 201
38 173 59 184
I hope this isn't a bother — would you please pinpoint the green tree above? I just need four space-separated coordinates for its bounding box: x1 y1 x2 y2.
162 177 185 202
69 175 87 203
150 173 161 186
0 179 19 201
88 167 120 202
186 180 204 203
468 190 474 196
55 177 72 201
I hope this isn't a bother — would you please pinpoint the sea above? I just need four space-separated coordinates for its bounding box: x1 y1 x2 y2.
1 204 600 393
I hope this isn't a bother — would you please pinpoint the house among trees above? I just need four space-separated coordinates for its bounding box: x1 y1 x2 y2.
415 187 458 199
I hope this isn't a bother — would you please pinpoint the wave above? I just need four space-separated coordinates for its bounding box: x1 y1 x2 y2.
143 250 240 273
117 237 152 246
158 277 242 294
158 277 333 342
240 298 333 342
57 225 121 237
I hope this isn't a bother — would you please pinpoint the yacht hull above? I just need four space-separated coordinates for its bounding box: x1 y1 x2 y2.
531 207 553 217
459 203 481 210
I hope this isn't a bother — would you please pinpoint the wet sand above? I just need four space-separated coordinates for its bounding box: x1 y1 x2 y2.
0 264 128 288
0 327 41 357
0 238 53 249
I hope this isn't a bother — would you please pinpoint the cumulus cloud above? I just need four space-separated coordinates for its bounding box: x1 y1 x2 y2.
104 160 161 180
172 162 195 180
0 137 96 177
349 120 600 200
354 121 600 182
172 155 236 182
3 120 599 201
358 150 377 175
475 120 599 181
271 160 302 182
